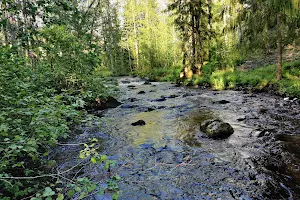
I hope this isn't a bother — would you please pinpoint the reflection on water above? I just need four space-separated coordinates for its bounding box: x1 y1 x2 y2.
126 111 171 147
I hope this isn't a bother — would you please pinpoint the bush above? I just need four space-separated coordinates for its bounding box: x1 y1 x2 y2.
0 26 118 199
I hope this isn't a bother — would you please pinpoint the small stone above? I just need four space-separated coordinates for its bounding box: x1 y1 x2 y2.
146 107 156 112
152 97 166 102
131 120 146 126
218 100 230 104
143 81 152 85
237 117 246 122
121 80 130 84
128 98 138 102
138 91 146 94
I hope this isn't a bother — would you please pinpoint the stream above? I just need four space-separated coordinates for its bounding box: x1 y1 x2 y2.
53 77 300 200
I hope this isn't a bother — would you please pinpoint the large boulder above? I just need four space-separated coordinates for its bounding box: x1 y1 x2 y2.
200 119 234 139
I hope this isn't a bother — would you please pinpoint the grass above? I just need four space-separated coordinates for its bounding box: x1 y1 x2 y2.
136 66 182 82
135 59 300 98
191 60 300 97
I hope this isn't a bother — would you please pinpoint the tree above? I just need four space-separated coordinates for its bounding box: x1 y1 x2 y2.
235 0 300 80
123 0 181 74
168 0 212 76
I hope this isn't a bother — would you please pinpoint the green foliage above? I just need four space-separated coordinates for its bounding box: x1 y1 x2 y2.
168 0 212 72
138 66 182 82
190 60 300 97
123 0 182 75
0 25 117 199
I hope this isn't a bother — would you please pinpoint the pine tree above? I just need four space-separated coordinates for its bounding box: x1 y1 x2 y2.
168 0 212 76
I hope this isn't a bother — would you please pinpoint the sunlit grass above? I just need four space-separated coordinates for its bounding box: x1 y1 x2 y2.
190 60 300 97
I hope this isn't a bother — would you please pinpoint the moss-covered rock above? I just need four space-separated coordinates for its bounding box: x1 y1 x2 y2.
200 119 234 139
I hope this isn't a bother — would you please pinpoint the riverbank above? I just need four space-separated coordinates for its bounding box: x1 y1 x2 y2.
145 60 300 99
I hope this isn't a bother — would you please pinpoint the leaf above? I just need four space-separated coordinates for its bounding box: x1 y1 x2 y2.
100 155 108 161
42 187 55 197
79 192 86 199
56 193 64 200
112 193 119 200
112 175 121 181
67 190 75 198
97 190 104 196
104 162 109 170
90 157 97 164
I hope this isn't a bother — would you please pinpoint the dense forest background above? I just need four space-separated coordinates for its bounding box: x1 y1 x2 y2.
0 0 299 199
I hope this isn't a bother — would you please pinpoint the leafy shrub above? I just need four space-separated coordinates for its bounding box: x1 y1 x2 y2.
0 25 118 199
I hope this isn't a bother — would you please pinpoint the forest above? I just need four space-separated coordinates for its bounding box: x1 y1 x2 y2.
0 0 300 199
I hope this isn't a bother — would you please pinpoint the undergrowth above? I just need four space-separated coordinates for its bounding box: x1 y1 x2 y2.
0 25 119 200
190 60 300 97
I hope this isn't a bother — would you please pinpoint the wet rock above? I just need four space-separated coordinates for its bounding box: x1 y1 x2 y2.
200 119 234 139
183 93 194 97
259 108 268 114
138 91 146 94
90 96 122 110
128 98 138 102
143 81 152 85
105 97 122 108
131 120 146 126
162 94 179 99
152 97 166 102
92 110 105 118
237 117 246 122
217 100 230 104
121 80 130 84
121 104 139 109
128 85 136 88
146 107 156 112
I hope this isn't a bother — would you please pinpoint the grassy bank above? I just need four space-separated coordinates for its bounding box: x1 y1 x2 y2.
192 60 300 97
147 60 300 98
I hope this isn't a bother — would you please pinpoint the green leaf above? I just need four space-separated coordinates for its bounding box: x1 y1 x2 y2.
42 187 55 197
97 190 104 196
112 193 119 200
113 175 121 181
56 193 64 200
67 190 75 198
90 157 97 164
100 155 108 161
79 192 86 199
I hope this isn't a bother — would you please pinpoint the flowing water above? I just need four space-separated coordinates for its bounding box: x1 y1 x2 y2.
53 77 300 200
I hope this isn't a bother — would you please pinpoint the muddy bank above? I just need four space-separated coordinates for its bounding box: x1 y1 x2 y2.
53 77 300 199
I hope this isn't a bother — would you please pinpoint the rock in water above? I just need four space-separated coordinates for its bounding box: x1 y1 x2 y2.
90 96 121 110
138 91 146 94
105 96 122 108
131 120 146 126
217 100 230 104
200 119 234 139
143 81 152 85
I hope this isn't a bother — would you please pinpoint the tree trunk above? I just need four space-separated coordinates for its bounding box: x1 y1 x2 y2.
277 38 283 80
276 14 282 81
2 2 9 45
